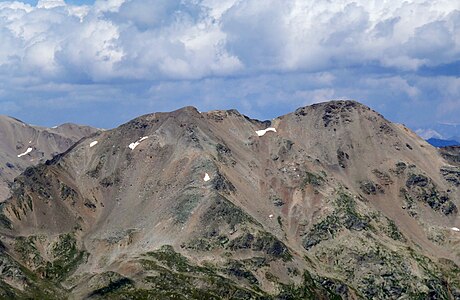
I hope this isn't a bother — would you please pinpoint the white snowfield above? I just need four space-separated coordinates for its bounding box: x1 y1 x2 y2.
90 141 98 148
452 227 460 232
129 136 149 150
203 173 211 182
17 147 33 158
256 127 277 137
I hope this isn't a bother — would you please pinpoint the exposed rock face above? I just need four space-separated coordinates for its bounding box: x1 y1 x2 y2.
0 101 459 299
0 115 99 201
439 146 460 166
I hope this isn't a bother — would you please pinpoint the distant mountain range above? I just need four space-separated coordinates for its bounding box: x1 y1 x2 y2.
417 124 460 148
427 138 460 147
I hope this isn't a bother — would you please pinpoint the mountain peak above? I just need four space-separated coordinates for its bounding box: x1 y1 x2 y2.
312 99 365 108
293 99 372 116
0 115 27 126
170 105 201 115
0 100 459 299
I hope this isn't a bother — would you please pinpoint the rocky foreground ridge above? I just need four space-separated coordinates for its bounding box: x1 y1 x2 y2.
0 100 459 299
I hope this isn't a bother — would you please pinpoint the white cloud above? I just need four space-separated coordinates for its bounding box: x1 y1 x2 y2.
0 0 457 80
94 0 125 13
37 0 65 9
0 0 458 130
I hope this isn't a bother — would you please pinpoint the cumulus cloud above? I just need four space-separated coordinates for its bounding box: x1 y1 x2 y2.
0 0 458 129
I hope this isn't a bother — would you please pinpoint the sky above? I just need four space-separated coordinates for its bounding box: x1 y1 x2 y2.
0 0 459 137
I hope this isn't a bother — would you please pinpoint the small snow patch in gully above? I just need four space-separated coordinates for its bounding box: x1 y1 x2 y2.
203 173 211 182
17 147 33 158
256 127 277 137
90 141 98 148
452 227 460 232
129 136 149 150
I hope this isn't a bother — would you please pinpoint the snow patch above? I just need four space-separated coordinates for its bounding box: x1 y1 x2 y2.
452 227 460 232
256 127 277 137
17 147 33 158
51 126 58 129
129 136 149 150
90 141 98 148
203 173 210 182
129 142 140 150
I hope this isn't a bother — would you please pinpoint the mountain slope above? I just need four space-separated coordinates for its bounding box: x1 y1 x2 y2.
0 101 459 299
0 115 99 201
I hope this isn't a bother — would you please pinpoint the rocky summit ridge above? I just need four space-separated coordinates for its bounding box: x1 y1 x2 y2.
0 100 459 299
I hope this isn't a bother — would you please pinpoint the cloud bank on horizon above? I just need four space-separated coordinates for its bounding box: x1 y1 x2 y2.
0 0 459 132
